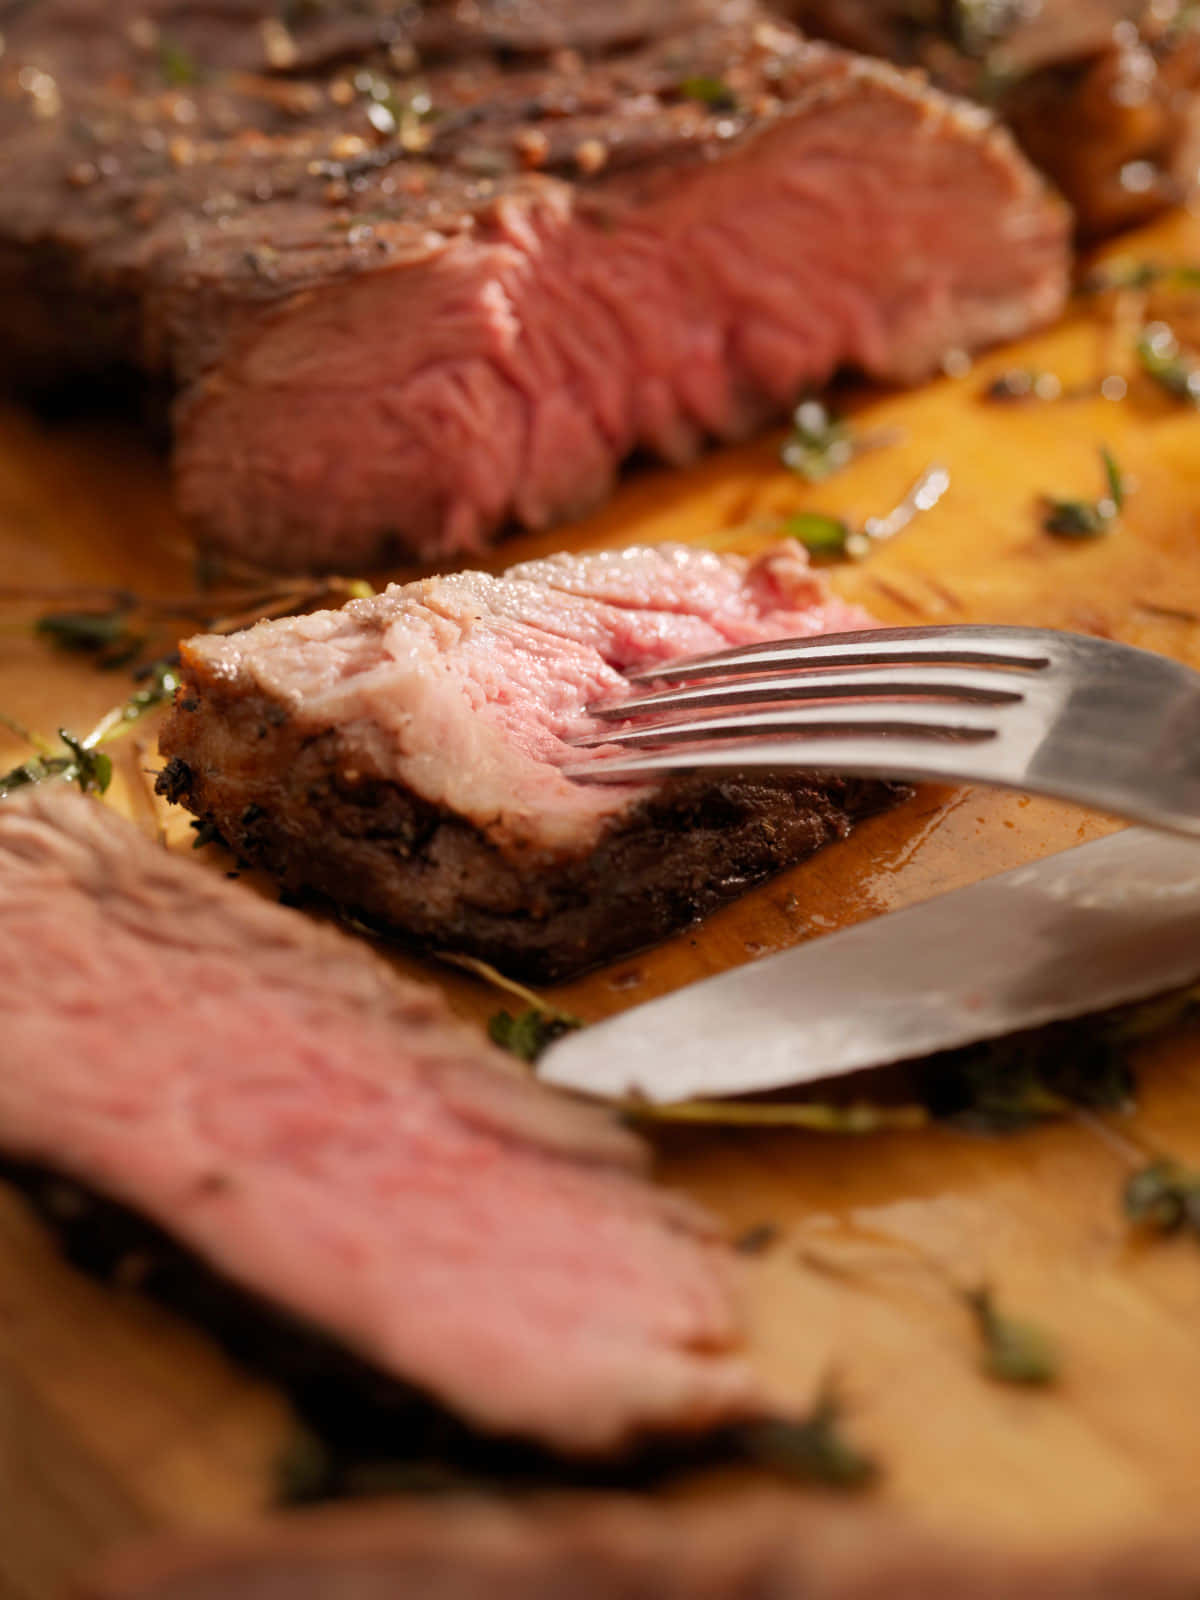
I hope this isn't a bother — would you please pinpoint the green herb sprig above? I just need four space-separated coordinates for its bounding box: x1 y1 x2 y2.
739 1383 879 1488
1124 1157 1200 1237
782 463 949 561
0 721 112 799
35 607 145 668
0 660 180 801
488 1008 580 1064
677 74 738 111
967 1287 1060 1385
1136 321 1200 405
1042 446 1126 538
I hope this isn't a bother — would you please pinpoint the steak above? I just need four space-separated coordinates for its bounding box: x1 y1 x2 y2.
782 0 1200 235
0 787 759 1454
0 2 1069 571
156 541 901 982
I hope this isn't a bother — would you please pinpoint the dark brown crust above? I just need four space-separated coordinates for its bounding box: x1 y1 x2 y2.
157 688 902 982
78 1484 1200 1600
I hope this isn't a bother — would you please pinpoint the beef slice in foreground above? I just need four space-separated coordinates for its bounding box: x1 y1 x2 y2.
80 1488 1200 1600
157 542 901 983
0 787 759 1454
0 2 1069 571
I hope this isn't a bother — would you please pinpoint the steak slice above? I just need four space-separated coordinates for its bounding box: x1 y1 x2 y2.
781 0 1200 235
0 787 758 1454
0 3 1068 570
156 541 901 983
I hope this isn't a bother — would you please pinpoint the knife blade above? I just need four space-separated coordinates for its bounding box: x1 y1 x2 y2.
538 827 1200 1104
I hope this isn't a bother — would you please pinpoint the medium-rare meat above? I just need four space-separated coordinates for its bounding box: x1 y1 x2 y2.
782 0 1200 235
0 787 758 1454
0 2 1068 571
156 541 901 982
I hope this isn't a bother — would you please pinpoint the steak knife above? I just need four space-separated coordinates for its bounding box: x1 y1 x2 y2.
538 827 1200 1104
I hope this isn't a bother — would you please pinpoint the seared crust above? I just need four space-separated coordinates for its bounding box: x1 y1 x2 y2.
157 715 900 984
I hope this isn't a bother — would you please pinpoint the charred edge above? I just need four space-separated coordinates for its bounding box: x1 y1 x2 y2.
2 1159 778 1503
165 755 908 984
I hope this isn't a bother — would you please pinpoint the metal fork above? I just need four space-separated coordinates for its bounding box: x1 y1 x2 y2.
563 625 1200 836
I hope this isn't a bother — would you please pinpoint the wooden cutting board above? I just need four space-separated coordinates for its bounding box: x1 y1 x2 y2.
5 209 1200 1599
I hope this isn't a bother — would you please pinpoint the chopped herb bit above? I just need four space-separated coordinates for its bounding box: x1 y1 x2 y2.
780 399 857 482
1042 446 1126 539
967 1288 1059 1385
35 608 143 667
781 512 851 558
983 368 1063 403
1081 259 1200 295
678 74 738 110
739 1384 879 1488
488 1007 581 1064
159 39 199 86
1136 321 1200 405
734 1222 780 1255
1124 1157 1200 1237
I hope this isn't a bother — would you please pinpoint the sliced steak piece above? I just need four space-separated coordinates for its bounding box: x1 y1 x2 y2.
782 0 1200 235
0 787 758 1454
156 541 901 982
0 5 1068 571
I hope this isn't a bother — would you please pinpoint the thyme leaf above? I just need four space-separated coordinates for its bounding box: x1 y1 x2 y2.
967 1288 1059 1385
677 74 738 111
1124 1158 1200 1236
1042 447 1125 538
488 1007 581 1064
1136 321 1200 406
739 1383 879 1488
780 512 851 558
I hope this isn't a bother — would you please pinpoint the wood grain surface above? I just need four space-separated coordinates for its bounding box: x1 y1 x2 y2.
4 210 1200 1596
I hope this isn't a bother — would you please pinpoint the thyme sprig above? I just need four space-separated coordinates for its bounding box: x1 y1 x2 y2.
1042 446 1126 539
0 660 181 800
783 463 950 561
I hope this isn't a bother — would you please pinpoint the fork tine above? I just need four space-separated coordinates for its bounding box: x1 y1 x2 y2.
570 700 1002 750
589 664 1029 719
561 731 1004 786
623 625 1055 685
